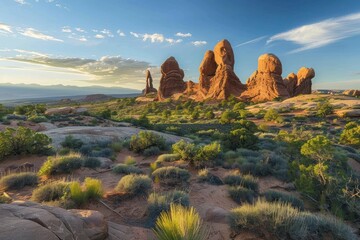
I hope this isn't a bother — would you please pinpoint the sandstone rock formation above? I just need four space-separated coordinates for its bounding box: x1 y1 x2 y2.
0 201 107 240
241 53 290 102
157 56 186 100
294 67 315 96
143 69 157 95
198 50 217 94
203 39 245 100
283 73 298 97
343 89 360 97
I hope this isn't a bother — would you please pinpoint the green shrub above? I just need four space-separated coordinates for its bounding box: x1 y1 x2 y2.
264 108 280 122
129 131 166 153
224 172 258 191
84 177 103 200
0 193 11 203
112 164 143 174
69 182 86 206
172 139 197 161
38 153 84 176
31 181 69 202
264 190 304 210
143 146 161 157
147 190 189 224
223 128 258 150
220 110 238 124
61 135 84 150
0 127 52 160
115 174 152 196
229 200 356 240
152 166 190 185
197 169 223 185
194 142 221 167
28 115 48 123
83 157 101 169
156 154 181 163
228 186 255 204
110 141 123 152
316 101 334 117
0 172 38 190
124 156 136 165
153 204 207 240
340 122 360 148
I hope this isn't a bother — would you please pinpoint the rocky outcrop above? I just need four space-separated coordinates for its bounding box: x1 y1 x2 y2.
142 70 157 95
241 53 290 102
283 73 298 97
0 201 107 240
157 56 187 100
343 89 360 97
205 39 246 100
294 67 315 96
198 50 217 93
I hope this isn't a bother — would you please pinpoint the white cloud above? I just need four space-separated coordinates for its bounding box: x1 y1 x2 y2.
14 0 28 5
75 27 86 33
142 33 164 43
236 36 267 47
78 37 87 42
117 30 126 37
130 32 139 38
165 38 183 44
0 23 13 34
68 34 87 42
191 41 207 46
13 49 49 57
267 12 360 53
95 34 105 39
20 28 63 42
175 32 192 37
62 26 72 33
100 29 114 38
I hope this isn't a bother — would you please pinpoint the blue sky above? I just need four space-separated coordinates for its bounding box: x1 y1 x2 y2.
0 0 360 91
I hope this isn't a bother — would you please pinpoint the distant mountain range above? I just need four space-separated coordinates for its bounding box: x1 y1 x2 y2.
0 83 140 101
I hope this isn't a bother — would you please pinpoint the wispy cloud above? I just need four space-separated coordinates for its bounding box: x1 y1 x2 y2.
117 30 126 37
20 28 63 42
14 0 28 5
95 34 105 39
11 55 161 89
130 32 139 38
267 12 360 53
236 36 267 47
130 32 182 44
165 38 182 44
175 32 192 37
13 49 49 57
0 23 13 34
75 27 86 33
191 41 207 46
62 26 71 33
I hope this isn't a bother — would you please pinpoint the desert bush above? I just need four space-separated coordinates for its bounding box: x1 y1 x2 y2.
264 108 280 122
61 135 83 150
143 146 161 157
194 142 221 167
316 101 334 117
0 127 52 160
84 177 103 200
156 154 181 163
0 172 38 190
223 128 258 150
82 157 101 169
264 190 304 210
224 172 258 191
152 166 190 185
147 190 189 224
112 163 143 174
69 182 86 205
110 141 123 152
197 168 223 185
220 110 238 124
228 186 255 204
28 115 48 123
172 139 197 161
153 204 207 240
0 193 11 203
38 153 84 176
129 131 166 153
115 174 152 196
229 200 356 240
124 156 136 165
340 122 360 148
31 181 69 202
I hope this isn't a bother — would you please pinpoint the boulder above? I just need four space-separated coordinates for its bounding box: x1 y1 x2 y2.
343 89 360 97
142 70 157 95
283 73 298 97
294 67 315 96
0 201 108 240
335 109 360 118
241 53 290 102
206 39 246 100
157 56 187 100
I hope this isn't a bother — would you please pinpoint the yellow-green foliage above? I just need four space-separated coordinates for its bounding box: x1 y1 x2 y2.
0 172 38 190
84 177 103 200
115 174 152 196
153 204 207 240
38 152 83 176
